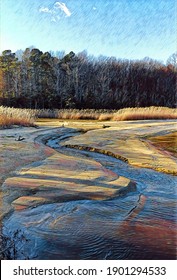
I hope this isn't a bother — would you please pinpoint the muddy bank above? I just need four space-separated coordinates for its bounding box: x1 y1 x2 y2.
62 120 177 175
148 132 177 157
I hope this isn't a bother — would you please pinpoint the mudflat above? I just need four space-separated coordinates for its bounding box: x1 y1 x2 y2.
0 119 176 259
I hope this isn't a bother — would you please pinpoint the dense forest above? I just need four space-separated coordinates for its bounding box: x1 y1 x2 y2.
0 48 176 109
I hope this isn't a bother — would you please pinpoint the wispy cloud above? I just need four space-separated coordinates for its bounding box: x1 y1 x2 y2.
39 2 71 22
39 7 53 14
51 17 57 22
54 2 72 17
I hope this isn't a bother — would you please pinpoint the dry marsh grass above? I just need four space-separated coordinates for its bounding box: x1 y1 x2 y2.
35 109 109 120
35 107 177 121
0 106 176 128
0 106 35 128
112 107 177 121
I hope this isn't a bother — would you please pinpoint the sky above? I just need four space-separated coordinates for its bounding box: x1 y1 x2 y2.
0 0 176 62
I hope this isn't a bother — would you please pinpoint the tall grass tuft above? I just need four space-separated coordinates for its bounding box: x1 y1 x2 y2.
0 106 35 128
112 107 177 121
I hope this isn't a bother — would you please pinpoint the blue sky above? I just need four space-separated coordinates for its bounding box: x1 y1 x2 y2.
1 0 176 62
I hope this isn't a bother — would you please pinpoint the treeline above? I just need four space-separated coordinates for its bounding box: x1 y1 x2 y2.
0 48 176 109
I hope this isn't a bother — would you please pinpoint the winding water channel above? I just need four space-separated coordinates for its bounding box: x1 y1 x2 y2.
2 128 177 260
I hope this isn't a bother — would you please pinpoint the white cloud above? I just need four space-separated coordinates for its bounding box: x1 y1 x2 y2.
54 2 72 17
39 2 71 23
93 7 97 10
39 7 53 14
51 17 57 22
